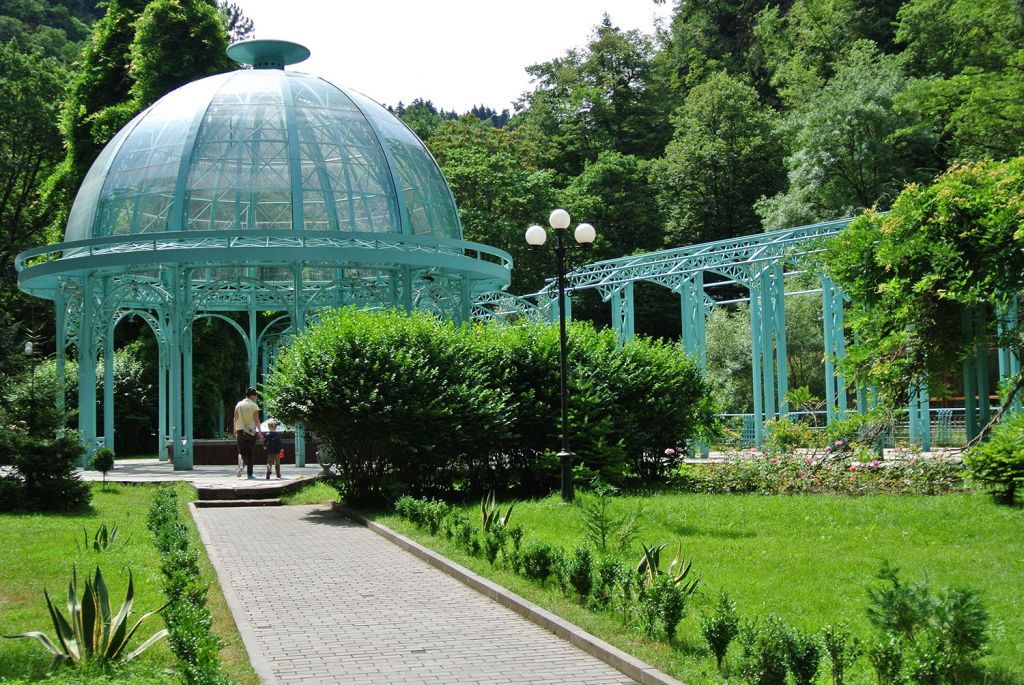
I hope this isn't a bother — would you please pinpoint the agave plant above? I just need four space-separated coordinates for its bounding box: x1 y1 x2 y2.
480 490 513 533
76 523 130 553
635 542 700 595
4 566 167 666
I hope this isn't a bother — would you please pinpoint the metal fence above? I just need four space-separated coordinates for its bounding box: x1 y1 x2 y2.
718 407 978 450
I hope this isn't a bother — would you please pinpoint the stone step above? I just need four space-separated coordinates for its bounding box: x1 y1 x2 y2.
194 498 283 508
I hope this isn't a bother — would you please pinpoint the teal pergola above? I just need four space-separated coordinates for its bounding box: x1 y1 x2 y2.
475 218 1021 448
15 41 511 469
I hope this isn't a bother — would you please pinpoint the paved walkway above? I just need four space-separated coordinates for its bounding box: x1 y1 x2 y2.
77 458 319 490
193 505 636 685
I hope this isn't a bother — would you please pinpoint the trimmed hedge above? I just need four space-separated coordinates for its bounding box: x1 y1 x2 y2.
146 488 231 685
266 308 717 503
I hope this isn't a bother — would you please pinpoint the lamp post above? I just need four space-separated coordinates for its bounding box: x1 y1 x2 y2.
526 209 596 503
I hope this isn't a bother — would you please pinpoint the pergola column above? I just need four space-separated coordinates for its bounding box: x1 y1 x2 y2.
158 328 167 460
168 269 185 470
55 287 66 428
293 264 306 467
77 275 97 464
679 273 708 370
609 283 634 347
997 295 1021 412
749 267 789 446
821 275 848 424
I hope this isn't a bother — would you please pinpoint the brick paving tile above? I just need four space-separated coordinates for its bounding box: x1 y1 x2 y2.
195 504 636 685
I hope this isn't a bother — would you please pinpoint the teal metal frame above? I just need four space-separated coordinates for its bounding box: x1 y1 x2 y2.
476 218 1022 449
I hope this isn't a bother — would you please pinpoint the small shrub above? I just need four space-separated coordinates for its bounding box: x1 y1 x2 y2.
146 487 230 685
564 544 595 602
822 622 861 685
519 540 558 586
593 557 624 609
786 627 822 685
866 562 990 680
89 448 116 488
738 615 790 685
867 636 904 685
964 410 1024 503
483 526 506 565
702 591 740 670
576 480 639 552
423 499 450 536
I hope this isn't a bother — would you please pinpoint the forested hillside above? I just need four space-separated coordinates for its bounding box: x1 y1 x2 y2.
401 0 1024 298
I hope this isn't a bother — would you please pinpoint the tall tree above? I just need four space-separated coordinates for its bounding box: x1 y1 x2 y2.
652 71 783 246
656 0 785 101
0 42 67 352
756 40 934 229
754 0 903 108
895 49 1024 162
895 0 1024 78
561 150 663 261
516 14 670 176
427 117 559 294
128 0 231 107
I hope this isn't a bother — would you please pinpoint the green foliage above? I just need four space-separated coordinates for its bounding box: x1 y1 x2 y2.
820 158 1024 406
757 40 932 229
266 308 716 502
785 626 822 685
895 0 1023 78
146 488 230 685
701 591 740 671
866 562 991 681
674 450 965 496
90 448 115 489
867 636 905 685
426 116 558 294
515 17 670 175
1 359 89 512
822 622 861 685
652 71 783 246
754 0 902 105
964 410 1024 503
575 481 639 553
3 566 167 666
518 540 559 586
895 49 1024 161
562 544 595 602
738 615 790 685
129 0 230 106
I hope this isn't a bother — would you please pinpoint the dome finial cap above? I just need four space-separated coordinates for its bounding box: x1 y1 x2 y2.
227 39 310 70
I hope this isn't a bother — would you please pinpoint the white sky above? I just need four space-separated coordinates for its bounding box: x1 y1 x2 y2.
233 0 673 113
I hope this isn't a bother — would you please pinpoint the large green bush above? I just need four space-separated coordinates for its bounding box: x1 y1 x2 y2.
265 308 716 503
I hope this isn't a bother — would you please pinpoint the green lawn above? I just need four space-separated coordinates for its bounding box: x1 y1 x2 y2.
0 483 257 684
376 492 1024 685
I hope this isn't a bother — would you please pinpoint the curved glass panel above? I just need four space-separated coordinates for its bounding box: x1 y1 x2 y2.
289 74 399 233
185 70 291 231
346 89 462 240
91 74 232 237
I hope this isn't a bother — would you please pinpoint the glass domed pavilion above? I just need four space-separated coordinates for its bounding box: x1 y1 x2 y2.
16 40 512 468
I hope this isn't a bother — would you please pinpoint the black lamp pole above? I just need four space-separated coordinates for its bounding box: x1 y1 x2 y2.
553 227 574 503
526 210 594 504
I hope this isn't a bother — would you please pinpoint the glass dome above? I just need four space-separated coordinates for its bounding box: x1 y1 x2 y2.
65 68 462 241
